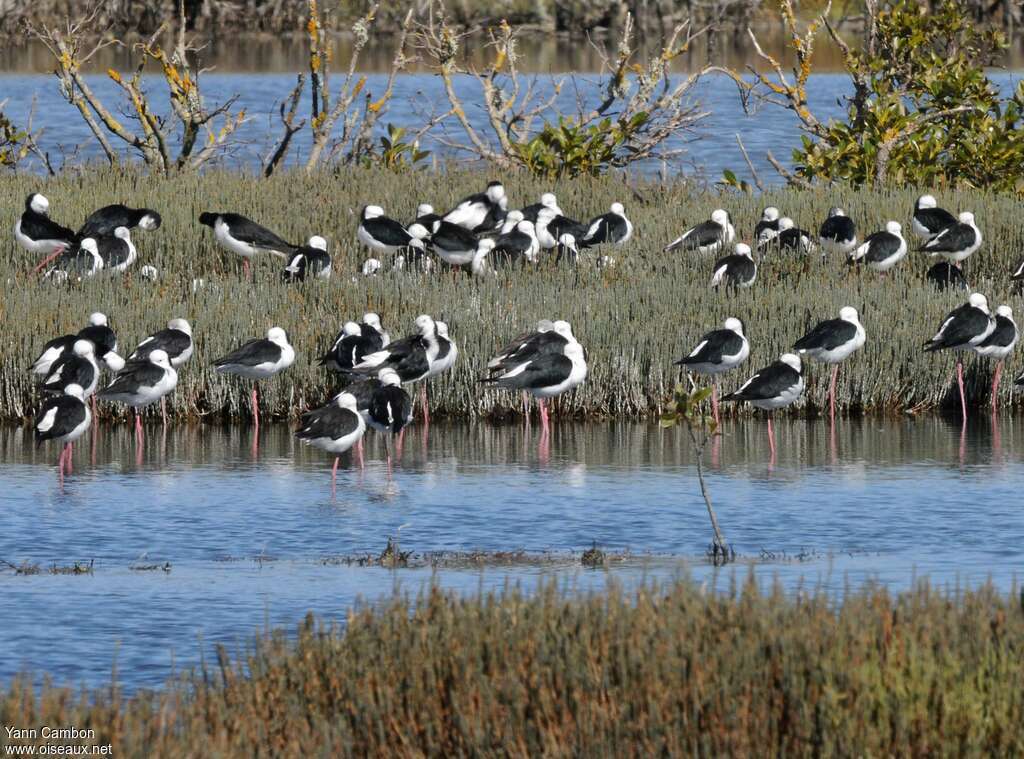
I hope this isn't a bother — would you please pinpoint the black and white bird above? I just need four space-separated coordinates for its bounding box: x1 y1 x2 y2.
99 349 178 440
41 339 99 400
499 210 526 236
429 219 482 266
31 313 120 376
536 209 588 263
674 316 749 423
356 368 415 465
793 306 866 420
15 193 76 273
78 204 162 238
35 383 92 479
413 203 441 229
581 202 633 248
46 238 104 281
924 292 995 421
819 207 858 257
911 195 956 241
361 258 382 277
927 262 968 291
973 305 1017 411
429 321 458 380
920 211 981 267
443 181 508 232
358 205 426 256
296 392 366 493
710 243 757 290
772 218 815 253
492 220 540 266
92 227 138 273
722 353 805 454
320 314 387 373
482 322 586 434
360 313 389 350
520 193 562 224
198 211 295 278
129 318 194 368
282 235 331 281
848 221 906 273
469 238 497 276
213 327 295 429
664 209 733 254
754 207 781 245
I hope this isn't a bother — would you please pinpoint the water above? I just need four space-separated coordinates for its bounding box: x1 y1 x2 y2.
2 66 1020 183
1 418 1022 692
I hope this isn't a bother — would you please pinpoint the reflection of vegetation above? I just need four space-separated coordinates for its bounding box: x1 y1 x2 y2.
726 0 1024 191
4 578 1024 754
660 384 732 564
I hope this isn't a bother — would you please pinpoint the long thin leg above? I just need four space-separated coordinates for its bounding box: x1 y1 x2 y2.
135 409 143 444
829 364 839 421
396 427 406 460
57 444 67 475
331 456 339 497
66 442 73 474
91 395 97 427
356 438 364 469
161 396 167 426
419 384 430 427
991 360 1003 412
33 246 66 275
767 416 776 455
522 391 530 423
711 381 720 426
539 399 550 436
251 384 260 429
243 259 251 279
956 357 967 423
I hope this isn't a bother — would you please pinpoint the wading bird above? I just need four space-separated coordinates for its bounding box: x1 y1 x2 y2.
674 317 750 424
793 307 866 420
722 353 805 455
924 292 995 422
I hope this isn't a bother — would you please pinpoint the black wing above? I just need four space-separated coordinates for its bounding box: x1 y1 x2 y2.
483 353 572 390
926 262 968 291
94 235 131 269
131 329 191 361
914 207 957 235
364 217 414 247
77 325 117 357
77 205 160 237
820 215 855 242
35 396 87 444
978 315 1016 349
213 338 279 368
320 333 376 371
677 328 744 366
723 361 800 402
921 223 976 253
220 213 294 251
99 359 166 397
42 356 95 394
297 403 362 441
21 211 76 243
794 318 857 352
665 221 721 251
368 385 414 433
430 221 478 252
925 305 990 351
862 231 901 263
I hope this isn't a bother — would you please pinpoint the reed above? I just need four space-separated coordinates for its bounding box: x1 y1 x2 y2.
2 167 1023 424
2 576 1023 756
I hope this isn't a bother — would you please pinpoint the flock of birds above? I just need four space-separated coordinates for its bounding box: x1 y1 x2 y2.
14 181 1024 489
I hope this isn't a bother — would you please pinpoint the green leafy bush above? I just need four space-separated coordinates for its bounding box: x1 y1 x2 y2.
510 113 649 179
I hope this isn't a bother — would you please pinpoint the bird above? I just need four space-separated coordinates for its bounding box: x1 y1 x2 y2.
92 227 138 273
351 368 416 466
710 243 757 290
413 203 441 229
348 315 440 420
481 322 586 435
31 313 117 376
927 262 968 291
848 221 907 273
664 209 733 254
492 220 541 266
818 207 857 257
920 211 982 267
674 316 750 424
77 204 162 238
76 312 120 366
358 205 426 257
282 236 331 281
487 320 568 376
771 218 815 253
973 305 1017 411
213 327 295 429
924 292 995 422
722 353 805 455
575 202 630 249
296 392 366 494
443 181 508 232
754 207 781 245
40 340 99 403
35 383 92 480
15 193 76 273
360 313 390 350
361 258 382 277
319 314 387 373
198 211 295 278
519 193 562 224
793 307 866 421
129 318 194 367
499 210 525 236
911 195 956 241
470 238 497 276
429 321 459 380
46 239 104 281
99 349 178 441
428 219 482 266
536 209 588 256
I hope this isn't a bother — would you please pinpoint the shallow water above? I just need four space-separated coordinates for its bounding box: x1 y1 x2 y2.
1 418 1022 691
2 69 1021 183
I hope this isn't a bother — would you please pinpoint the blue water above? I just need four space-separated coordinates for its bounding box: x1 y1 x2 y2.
1 71 1019 183
1 417 1022 692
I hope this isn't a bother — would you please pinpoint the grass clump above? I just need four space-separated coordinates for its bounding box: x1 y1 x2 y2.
2 577 1023 755
1 167 1023 423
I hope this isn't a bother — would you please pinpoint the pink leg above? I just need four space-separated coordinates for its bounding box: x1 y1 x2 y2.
991 361 1003 411
135 409 143 443
829 364 839 421
711 382 720 426
419 384 430 427
331 456 339 497
356 438 364 469
33 245 66 274
91 395 97 425
251 385 260 429
956 357 967 423
767 416 776 455
243 259 251 279
539 399 550 435
57 445 67 475
66 442 73 474
522 391 530 422
396 428 405 460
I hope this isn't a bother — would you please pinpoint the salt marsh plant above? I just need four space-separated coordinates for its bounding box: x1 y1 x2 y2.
2 167 1024 424
2 577 1023 755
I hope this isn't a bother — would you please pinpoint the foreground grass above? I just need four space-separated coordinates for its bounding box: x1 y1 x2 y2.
2 168 1023 422
2 577 1023 756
